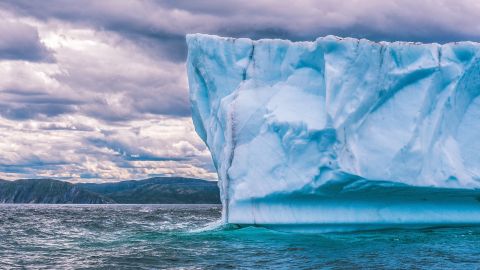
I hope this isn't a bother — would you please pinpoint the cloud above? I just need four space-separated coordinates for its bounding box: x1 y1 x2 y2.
4 0 480 45
0 19 52 61
0 103 75 120
0 25 189 121
0 116 216 181
156 0 480 43
0 0 191 62
0 60 80 120
46 27 191 119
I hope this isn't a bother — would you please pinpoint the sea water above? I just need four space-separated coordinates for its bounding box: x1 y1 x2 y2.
0 204 479 269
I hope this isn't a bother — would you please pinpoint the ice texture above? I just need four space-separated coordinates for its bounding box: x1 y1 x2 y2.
186 34 480 230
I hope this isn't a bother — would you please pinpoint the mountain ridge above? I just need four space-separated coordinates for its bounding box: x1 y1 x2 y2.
0 178 113 204
0 177 220 204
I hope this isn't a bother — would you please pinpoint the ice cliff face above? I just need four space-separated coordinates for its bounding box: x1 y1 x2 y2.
186 34 480 230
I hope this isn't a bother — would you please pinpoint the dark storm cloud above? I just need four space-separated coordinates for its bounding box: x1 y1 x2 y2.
0 90 81 120
0 0 188 62
1 93 82 105
0 103 75 120
150 0 480 43
2 0 480 66
0 20 52 62
133 90 191 117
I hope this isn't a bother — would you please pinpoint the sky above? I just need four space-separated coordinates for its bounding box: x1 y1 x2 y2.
0 0 480 182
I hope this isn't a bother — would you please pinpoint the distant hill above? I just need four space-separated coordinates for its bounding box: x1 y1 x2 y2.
0 177 221 204
0 179 113 204
78 177 221 204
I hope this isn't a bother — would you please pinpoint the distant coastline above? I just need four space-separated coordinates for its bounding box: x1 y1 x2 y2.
0 177 220 204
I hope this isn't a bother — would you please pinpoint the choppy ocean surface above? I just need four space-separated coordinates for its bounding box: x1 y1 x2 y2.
0 204 479 269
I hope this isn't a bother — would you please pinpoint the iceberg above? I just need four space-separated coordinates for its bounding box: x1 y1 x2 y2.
186 34 480 231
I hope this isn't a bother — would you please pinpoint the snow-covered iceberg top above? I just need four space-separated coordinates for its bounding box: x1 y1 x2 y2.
186 34 480 230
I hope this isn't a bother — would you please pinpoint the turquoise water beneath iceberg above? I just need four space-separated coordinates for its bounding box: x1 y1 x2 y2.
0 204 479 269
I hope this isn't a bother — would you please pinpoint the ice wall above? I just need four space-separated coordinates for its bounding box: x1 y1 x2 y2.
186 34 480 230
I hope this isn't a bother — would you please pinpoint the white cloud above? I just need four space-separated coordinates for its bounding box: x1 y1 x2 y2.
0 115 216 182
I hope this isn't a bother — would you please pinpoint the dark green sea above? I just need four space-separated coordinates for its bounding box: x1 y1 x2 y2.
0 204 479 269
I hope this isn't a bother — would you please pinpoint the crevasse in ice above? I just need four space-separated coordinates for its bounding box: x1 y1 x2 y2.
186 34 480 231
